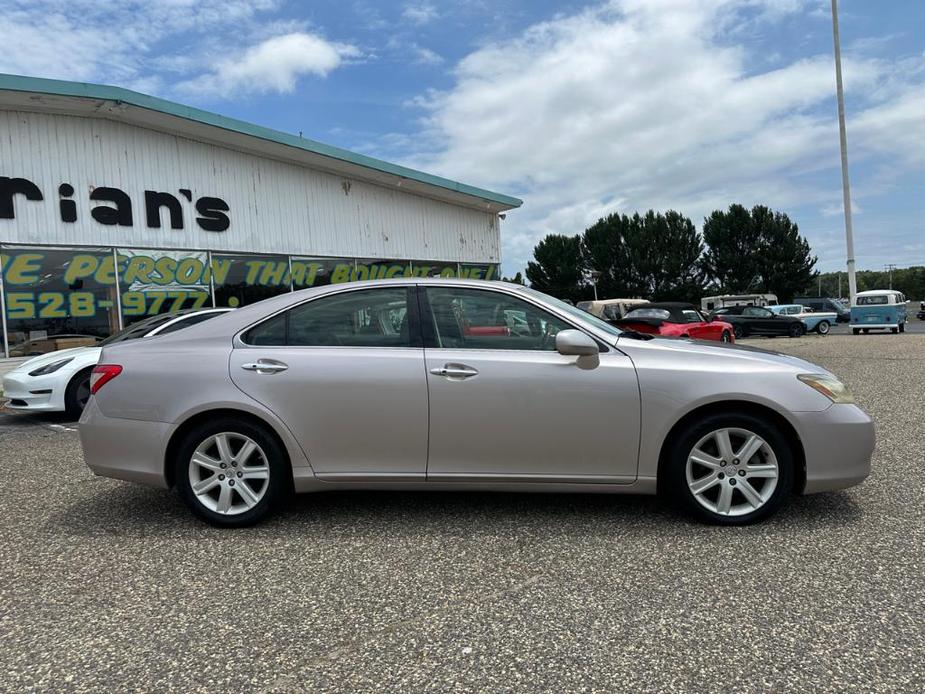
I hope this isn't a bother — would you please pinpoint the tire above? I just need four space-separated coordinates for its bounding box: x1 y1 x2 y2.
664 412 794 525
899 323 905 333
816 321 830 335
891 327 898 334
788 323 804 338
732 324 745 339
852 329 860 335
64 369 93 419
721 330 732 343
174 417 290 527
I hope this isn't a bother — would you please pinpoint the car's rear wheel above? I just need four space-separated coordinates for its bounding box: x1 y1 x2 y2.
665 413 793 525
788 323 804 338
852 328 860 335
732 325 745 339
891 327 898 334
721 330 732 343
64 369 93 418
899 323 905 333
174 418 289 527
817 320 830 335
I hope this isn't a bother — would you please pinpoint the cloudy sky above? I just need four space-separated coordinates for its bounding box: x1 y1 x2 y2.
2 0 923 276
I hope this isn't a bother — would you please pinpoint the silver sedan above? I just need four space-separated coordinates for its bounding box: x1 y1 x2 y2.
79 279 874 527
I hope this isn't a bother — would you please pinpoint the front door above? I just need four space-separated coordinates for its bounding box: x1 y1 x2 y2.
229 286 428 479
420 285 641 482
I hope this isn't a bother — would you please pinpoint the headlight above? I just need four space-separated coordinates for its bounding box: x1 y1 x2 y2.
28 357 75 377
797 374 854 404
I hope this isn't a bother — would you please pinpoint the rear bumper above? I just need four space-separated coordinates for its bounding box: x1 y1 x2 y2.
79 397 171 488
851 323 899 330
798 404 875 494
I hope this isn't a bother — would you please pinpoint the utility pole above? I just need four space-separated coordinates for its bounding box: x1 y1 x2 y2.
831 0 858 305
885 264 896 289
838 272 842 299
818 275 822 297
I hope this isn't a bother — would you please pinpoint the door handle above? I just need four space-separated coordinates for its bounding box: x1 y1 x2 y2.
241 360 289 374
430 363 479 379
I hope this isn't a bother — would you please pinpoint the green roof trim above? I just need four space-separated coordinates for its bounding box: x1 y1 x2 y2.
0 73 522 210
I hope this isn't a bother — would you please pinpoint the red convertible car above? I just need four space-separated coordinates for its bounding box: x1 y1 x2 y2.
612 302 735 342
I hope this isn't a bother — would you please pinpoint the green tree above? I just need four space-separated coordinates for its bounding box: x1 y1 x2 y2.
582 213 633 297
525 234 588 302
701 204 761 293
581 210 704 302
702 204 817 302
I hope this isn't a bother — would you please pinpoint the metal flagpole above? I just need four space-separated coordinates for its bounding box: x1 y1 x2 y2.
831 0 858 305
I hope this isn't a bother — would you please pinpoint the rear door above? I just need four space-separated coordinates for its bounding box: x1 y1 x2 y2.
420 285 641 482
229 286 428 479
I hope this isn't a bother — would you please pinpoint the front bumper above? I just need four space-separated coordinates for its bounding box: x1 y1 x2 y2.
798 404 875 493
1 371 64 412
79 397 171 488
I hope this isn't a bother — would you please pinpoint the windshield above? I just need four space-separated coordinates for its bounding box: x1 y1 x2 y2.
521 287 623 338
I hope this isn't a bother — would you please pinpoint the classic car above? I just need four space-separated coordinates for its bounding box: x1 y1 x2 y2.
851 289 907 334
612 302 735 342
794 297 851 323
769 304 837 335
709 305 805 339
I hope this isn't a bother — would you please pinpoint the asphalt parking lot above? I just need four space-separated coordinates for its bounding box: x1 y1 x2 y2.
1 334 923 692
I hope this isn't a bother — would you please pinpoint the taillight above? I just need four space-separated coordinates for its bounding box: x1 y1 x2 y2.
90 364 123 394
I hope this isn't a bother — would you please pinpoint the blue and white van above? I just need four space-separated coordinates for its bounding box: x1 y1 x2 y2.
851 289 907 334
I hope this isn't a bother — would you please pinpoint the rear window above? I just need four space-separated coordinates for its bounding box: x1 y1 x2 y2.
625 308 671 320
857 295 888 305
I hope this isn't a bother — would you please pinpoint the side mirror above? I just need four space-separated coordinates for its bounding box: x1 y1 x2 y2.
555 329 599 356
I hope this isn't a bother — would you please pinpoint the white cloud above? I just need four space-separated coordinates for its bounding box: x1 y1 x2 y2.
405 0 925 274
0 1 280 84
180 32 360 96
402 2 439 25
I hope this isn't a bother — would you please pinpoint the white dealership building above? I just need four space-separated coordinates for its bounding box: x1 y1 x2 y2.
0 74 520 358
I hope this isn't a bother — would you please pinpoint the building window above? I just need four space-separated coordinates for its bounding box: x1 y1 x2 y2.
212 253 292 308
411 260 459 278
458 263 499 281
116 249 212 326
1 245 120 356
290 257 353 289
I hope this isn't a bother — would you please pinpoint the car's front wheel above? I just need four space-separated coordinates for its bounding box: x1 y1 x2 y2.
174 418 290 527
64 369 93 418
720 330 732 343
666 413 794 525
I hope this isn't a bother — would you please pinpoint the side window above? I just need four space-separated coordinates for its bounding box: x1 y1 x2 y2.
424 287 572 351
680 310 702 323
244 288 413 347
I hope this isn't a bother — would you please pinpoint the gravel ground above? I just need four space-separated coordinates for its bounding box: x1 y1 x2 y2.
0 335 923 692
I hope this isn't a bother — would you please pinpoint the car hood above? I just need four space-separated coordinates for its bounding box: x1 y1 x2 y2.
15 346 102 373
617 334 832 375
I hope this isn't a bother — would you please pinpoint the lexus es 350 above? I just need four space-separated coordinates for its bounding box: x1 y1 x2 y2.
79 279 874 527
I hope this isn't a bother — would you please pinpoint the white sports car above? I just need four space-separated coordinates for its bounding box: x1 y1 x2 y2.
2 308 232 416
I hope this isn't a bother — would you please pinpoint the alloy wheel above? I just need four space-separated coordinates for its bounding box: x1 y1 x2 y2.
685 427 779 517
188 432 270 515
